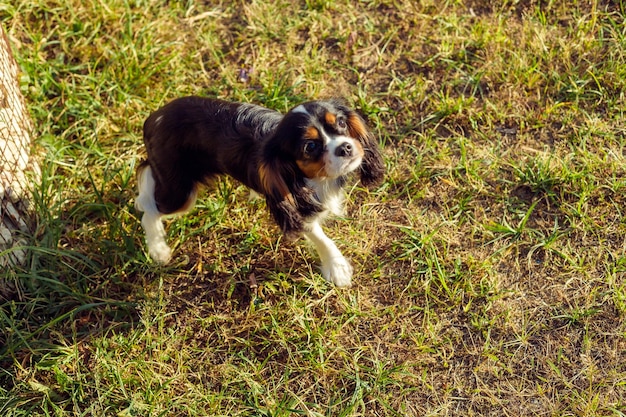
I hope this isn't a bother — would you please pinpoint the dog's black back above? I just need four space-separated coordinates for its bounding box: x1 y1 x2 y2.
142 97 282 214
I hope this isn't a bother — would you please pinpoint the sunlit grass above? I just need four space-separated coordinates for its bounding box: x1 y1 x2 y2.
2 0 626 416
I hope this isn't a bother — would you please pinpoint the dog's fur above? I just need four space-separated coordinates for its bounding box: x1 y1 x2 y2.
135 97 384 287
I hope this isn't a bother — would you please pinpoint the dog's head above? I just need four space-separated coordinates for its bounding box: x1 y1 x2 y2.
259 99 385 233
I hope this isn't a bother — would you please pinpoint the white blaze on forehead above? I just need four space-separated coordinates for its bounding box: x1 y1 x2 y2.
318 126 331 145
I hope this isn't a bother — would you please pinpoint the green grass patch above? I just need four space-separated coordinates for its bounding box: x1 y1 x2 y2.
2 0 626 415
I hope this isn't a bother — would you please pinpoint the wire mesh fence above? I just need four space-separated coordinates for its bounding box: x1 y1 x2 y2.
0 27 39 274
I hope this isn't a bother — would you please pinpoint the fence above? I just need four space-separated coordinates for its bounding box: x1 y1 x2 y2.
0 26 39 279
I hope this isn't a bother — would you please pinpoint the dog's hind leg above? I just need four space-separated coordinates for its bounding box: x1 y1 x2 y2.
135 164 172 264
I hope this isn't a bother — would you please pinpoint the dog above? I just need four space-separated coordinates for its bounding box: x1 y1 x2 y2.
135 97 384 287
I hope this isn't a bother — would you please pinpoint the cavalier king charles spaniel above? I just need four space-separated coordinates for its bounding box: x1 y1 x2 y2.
135 97 384 287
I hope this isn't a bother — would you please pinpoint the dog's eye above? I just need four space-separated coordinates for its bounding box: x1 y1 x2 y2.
337 117 347 129
303 140 321 156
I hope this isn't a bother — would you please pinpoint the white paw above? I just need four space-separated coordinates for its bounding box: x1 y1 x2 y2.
321 257 353 288
148 242 172 265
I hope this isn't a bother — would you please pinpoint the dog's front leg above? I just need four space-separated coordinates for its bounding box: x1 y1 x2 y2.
304 221 353 287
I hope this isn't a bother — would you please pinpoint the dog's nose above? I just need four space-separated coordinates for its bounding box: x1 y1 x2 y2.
335 142 353 157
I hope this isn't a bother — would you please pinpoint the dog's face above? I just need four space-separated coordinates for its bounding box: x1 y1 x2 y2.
287 101 366 180
261 99 384 187
259 99 385 233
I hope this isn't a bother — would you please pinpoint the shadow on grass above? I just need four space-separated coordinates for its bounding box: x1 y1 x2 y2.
0 177 303 380
0 172 150 372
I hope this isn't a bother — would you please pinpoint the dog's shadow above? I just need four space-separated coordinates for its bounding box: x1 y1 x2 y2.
157 221 311 314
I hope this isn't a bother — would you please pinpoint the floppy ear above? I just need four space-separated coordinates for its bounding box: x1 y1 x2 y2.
259 157 322 236
346 111 385 187
259 158 302 234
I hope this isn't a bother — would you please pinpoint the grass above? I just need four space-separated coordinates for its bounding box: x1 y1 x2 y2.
2 0 626 415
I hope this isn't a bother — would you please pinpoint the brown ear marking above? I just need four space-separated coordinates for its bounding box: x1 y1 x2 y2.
345 109 386 187
346 113 368 139
259 162 295 205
